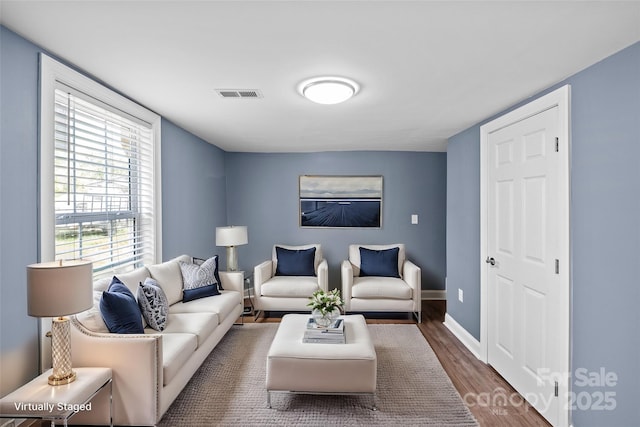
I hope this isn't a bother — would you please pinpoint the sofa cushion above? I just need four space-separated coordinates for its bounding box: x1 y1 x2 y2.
359 247 401 278
170 291 241 323
351 277 413 300
161 313 218 347
137 278 169 331
148 260 184 305
179 257 221 302
100 277 144 334
93 277 112 293
275 246 316 276
75 290 110 333
156 332 197 386
260 276 320 297
114 267 151 297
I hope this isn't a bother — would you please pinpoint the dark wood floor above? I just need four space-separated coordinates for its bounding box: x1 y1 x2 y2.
253 301 551 427
414 301 550 427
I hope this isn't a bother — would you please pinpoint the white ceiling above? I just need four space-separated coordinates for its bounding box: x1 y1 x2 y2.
1 1 639 152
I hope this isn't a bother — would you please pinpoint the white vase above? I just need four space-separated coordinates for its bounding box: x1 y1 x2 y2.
312 308 340 327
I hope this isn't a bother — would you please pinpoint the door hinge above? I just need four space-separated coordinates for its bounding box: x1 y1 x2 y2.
555 137 559 152
554 381 559 397
555 259 560 274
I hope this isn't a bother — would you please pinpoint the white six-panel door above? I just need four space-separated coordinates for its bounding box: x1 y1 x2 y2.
481 86 571 427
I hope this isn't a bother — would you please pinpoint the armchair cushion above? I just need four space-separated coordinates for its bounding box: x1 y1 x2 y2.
272 244 323 276
275 246 316 276
352 277 412 299
260 276 320 297
100 277 145 334
359 247 401 278
348 244 405 279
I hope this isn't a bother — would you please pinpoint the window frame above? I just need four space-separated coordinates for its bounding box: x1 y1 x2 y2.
39 53 162 273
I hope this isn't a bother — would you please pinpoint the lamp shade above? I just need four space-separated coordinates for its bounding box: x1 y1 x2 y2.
216 226 248 247
27 260 93 317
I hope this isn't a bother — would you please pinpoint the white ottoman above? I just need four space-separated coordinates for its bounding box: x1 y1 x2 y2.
266 314 377 408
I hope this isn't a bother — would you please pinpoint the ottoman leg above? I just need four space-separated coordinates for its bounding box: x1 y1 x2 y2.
267 391 271 409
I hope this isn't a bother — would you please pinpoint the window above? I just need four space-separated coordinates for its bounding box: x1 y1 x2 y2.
40 54 161 279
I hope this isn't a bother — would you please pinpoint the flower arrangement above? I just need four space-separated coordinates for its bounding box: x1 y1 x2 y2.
307 288 344 316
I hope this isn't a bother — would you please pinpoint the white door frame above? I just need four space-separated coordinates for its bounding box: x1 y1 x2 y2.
479 85 571 427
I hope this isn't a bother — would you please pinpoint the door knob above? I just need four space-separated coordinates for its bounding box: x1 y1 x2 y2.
486 257 496 266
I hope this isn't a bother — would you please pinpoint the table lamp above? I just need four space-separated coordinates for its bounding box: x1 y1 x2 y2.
215 226 248 271
27 259 93 385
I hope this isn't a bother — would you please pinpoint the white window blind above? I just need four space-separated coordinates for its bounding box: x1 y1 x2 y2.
53 88 156 277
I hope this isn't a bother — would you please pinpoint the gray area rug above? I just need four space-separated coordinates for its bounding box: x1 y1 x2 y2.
159 323 478 426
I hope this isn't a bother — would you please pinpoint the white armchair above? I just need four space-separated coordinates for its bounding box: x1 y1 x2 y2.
341 244 421 322
253 244 328 313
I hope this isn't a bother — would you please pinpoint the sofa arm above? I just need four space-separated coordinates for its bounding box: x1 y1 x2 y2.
220 271 243 294
70 318 162 426
341 260 354 311
317 259 329 292
402 260 422 311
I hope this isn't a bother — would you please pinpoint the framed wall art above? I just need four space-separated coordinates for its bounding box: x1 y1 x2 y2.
299 175 383 228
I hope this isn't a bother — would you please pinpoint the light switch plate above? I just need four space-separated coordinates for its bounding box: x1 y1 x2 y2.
411 214 418 224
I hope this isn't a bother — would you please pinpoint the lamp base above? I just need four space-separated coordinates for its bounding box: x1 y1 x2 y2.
48 370 76 386
226 246 239 271
49 317 77 386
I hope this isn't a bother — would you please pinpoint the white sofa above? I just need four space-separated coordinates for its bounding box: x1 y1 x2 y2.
253 244 328 313
69 255 243 426
341 244 421 322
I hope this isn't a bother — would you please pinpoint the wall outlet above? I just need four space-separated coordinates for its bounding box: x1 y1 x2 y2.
458 288 464 303
411 214 418 224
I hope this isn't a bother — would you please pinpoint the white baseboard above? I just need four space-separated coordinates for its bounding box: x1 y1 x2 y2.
421 290 446 300
443 313 481 359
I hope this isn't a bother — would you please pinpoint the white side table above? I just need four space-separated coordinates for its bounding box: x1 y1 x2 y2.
0 367 112 427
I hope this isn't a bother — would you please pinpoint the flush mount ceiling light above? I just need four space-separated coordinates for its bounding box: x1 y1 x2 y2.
299 77 359 104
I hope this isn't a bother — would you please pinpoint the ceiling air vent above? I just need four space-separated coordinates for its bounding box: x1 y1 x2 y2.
215 89 263 99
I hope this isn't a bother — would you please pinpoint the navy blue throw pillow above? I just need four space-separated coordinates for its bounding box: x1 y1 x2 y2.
275 247 316 276
100 276 144 334
359 247 401 278
183 284 220 302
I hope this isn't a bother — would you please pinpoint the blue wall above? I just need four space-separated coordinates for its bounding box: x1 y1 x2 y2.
224 151 447 290
0 26 41 397
445 126 481 338
160 119 228 259
446 42 640 426
0 26 226 395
